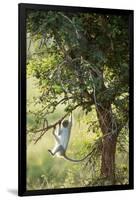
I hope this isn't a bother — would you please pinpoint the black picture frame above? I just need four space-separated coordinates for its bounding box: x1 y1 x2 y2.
18 3 134 196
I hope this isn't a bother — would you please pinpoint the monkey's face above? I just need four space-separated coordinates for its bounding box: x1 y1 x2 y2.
62 120 69 128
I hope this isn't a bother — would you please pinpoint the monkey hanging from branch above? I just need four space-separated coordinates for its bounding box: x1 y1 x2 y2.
48 113 92 162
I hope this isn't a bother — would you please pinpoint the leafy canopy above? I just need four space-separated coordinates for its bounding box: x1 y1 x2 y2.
27 10 129 142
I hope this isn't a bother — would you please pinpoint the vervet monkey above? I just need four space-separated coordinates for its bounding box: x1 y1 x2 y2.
48 114 72 157
48 113 91 162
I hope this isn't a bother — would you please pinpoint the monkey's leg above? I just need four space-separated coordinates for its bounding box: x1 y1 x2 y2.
53 132 60 143
48 149 54 156
52 145 62 154
48 145 63 156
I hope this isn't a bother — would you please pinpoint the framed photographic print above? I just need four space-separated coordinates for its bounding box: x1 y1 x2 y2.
18 3 134 196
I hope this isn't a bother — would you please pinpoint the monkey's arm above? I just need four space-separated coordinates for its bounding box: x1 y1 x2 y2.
68 113 72 128
58 122 61 135
52 127 60 143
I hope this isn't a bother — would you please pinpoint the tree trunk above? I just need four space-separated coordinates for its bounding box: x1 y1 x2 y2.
96 102 117 184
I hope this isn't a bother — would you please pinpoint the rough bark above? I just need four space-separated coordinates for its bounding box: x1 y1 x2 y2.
96 102 117 184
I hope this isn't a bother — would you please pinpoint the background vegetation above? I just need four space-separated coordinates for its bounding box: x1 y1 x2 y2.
26 9 129 190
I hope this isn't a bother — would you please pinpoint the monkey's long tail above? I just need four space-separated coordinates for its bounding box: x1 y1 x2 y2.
64 151 93 163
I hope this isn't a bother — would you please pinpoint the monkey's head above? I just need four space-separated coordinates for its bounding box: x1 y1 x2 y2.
62 120 69 128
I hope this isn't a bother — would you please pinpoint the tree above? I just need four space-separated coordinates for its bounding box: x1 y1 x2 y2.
27 10 129 185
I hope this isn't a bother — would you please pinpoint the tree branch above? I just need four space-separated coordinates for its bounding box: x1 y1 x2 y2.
33 104 80 144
